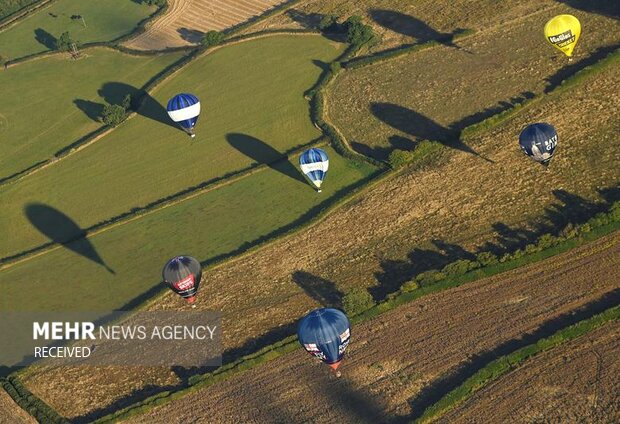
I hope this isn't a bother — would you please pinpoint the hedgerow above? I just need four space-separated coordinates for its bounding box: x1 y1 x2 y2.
1 376 69 423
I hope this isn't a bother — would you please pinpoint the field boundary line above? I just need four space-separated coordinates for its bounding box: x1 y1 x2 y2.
0 0 55 32
414 306 620 423
92 219 620 422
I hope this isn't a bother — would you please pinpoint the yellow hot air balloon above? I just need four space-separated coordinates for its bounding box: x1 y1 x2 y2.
544 15 581 58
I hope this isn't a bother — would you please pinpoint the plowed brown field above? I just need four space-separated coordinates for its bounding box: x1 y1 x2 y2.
439 322 620 424
20 6 620 419
125 232 620 423
125 0 287 50
0 388 36 424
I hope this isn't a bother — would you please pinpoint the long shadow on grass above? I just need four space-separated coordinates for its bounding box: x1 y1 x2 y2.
373 185 620 301
24 203 115 274
178 27 204 43
293 271 343 308
73 99 103 122
33 28 56 50
227 133 308 185
370 10 468 51
555 0 620 19
399 288 620 422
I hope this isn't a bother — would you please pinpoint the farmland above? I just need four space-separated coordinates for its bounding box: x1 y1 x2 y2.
0 47 185 181
122 232 620 423
0 386 35 424
439 321 620 423
0 35 345 259
0 0 156 59
125 0 288 50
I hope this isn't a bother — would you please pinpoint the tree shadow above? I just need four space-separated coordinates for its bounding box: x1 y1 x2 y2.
351 135 417 160
285 9 325 29
24 203 115 274
34 28 56 50
177 27 204 43
544 43 620 93
73 99 104 122
97 82 178 130
370 102 495 162
555 0 620 19
292 271 343 308
226 133 307 185
369 9 468 51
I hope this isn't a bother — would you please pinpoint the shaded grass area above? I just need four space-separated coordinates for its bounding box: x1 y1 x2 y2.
0 146 378 311
415 305 620 423
0 35 344 259
0 0 155 59
0 48 185 181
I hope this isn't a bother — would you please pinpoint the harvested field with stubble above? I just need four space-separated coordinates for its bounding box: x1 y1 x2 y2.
125 0 287 50
0 387 36 424
124 232 620 423
438 321 620 424
17 19 620 420
327 1 620 160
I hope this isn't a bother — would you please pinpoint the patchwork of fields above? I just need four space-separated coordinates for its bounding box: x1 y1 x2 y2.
1 0 619 422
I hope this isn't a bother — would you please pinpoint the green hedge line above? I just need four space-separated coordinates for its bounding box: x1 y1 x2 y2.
415 305 620 423
94 198 620 423
0 0 53 29
343 29 475 69
223 0 306 37
1 376 69 423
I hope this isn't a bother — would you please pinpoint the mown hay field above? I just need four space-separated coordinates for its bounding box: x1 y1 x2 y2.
0 35 345 260
0 48 185 180
0 0 156 59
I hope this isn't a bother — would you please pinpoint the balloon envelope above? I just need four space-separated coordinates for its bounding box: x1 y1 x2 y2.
163 256 202 303
519 123 558 166
299 148 329 189
544 14 581 57
167 93 201 130
297 308 350 367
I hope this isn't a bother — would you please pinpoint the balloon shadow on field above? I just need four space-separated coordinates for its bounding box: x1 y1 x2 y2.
555 0 620 19
293 271 343 308
97 82 178 130
226 133 307 185
369 10 469 51
177 27 204 43
24 203 115 274
34 28 56 50
73 99 104 122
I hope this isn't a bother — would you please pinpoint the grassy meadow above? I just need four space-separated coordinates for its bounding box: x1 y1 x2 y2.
0 0 155 59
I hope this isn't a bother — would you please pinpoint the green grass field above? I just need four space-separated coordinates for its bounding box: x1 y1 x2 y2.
0 48 185 180
0 35 344 259
0 0 155 59
0 146 377 311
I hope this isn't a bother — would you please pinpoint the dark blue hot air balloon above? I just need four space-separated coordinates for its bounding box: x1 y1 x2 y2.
519 123 558 166
297 308 350 375
167 93 201 138
299 148 329 192
163 255 202 305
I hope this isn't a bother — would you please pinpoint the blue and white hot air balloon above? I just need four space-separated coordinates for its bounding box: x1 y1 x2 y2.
519 123 558 167
297 308 350 376
299 148 329 192
167 93 201 138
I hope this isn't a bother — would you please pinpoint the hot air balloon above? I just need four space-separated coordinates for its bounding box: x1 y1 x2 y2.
167 93 201 138
299 148 329 192
544 15 581 58
163 255 202 305
519 123 558 167
297 308 350 377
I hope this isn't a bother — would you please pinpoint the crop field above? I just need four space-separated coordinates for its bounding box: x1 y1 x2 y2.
327 2 620 160
0 386 35 423
125 0 287 50
0 0 156 59
11 3 620 418
121 232 620 423
439 321 620 423
0 35 344 260
0 48 185 181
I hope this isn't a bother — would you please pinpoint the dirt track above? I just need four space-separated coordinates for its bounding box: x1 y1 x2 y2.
439 321 620 424
125 0 287 50
20 5 620 418
125 232 620 423
0 388 36 424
